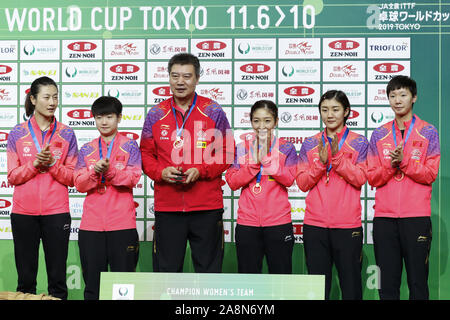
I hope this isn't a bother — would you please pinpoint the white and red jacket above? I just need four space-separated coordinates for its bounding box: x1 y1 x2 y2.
367 115 440 218
140 94 234 212
225 135 297 227
296 127 368 229
74 133 142 231
7 116 78 215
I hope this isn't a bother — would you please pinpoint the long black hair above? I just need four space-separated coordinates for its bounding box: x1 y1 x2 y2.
25 76 58 117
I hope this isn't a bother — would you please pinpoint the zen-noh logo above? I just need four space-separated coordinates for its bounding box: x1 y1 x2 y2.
240 63 270 74
120 132 140 140
111 64 140 74
0 65 12 74
373 62 405 73
329 40 360 50
283 86 315 104
0 199 12 209
152 86 172 97
196 40 227 58
68 41 97 52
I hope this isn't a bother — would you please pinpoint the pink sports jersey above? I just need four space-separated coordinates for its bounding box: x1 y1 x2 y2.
367 115 440 218
74 133 142 231
296 127 368 229
7 116 78 215
225 135 297 227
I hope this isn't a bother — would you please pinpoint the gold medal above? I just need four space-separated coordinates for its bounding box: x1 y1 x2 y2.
394 170 404 181
97 185 107 194
252 183 262 194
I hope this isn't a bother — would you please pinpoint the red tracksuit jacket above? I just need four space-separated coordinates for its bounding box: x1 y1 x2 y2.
367 115 440 218
140 93 234 212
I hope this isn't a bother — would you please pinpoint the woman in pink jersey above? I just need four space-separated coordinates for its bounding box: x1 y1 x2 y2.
296 90 368 300
7 76 79 299
225 100 297 274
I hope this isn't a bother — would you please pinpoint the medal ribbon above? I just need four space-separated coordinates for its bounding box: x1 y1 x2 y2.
392 115 415 148
321 127 349 174
98 136 115 184
28 117 57 153
171 93 197 141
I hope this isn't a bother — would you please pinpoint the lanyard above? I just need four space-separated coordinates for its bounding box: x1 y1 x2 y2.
171 93 197 139
392 115 415 148
28 117 57 153
321 127 349 173
98 136 115 184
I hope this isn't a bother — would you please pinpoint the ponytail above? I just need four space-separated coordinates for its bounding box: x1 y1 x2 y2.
24 76 58 117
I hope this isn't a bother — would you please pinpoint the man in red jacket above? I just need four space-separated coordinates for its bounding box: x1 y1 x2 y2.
140 53 234 272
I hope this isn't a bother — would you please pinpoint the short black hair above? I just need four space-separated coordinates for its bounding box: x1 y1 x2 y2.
318 90 351 123
91 96 122 116
168 53 200 78
386 75 417 97
250 100 278 121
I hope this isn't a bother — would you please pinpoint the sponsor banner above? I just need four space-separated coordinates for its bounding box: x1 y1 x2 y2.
287 183 309 198
0 85 17 105
234 84 275 105
147 85 172 105
20 40 60 60
62 62 102 82
234 61 276 82
0 152 7 173
120 107 146 128
279 129 321 152
322 83 365 105
199 61 232 82
61 84 102 105
0 108 18 127
322 60 365 82
367 37 411 59
367 83 389 105
0 175 13 195
293 223 303 243
290 199 306 220
0 62 17 83
196 84 232 105
367 60 410 82
367 107 395 128
146 177 154 197
323 38 366 59
223 221 232 243
147 61 169 82
278 61 320 82
366 223 373 245
104 39 146 59
104 84 145 105
278 107 321 128
62 107 95 128
345 107 365 129
223 198 232 220
62 40 102 60
0 40 18 60
0 219 12 240
234 38 276 59
69 197 85 218
0 197 13 218
20 62 59 83
233 107 252 128
148 39 188 59
119 130 141 145
105 61 145 82
146 198 155 219
146 220 154 242
278 84 320 105
133 175 145 197
191 39 232 59
73 129 99 150
278 38 321 59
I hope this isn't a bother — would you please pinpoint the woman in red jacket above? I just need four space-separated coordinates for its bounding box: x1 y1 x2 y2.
225 100 297 274
296 90 368 300
7 76 78 299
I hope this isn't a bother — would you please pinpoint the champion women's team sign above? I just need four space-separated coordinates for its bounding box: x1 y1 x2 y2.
0 0 447 300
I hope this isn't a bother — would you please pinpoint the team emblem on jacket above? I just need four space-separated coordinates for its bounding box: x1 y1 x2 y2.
411 149 422 160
